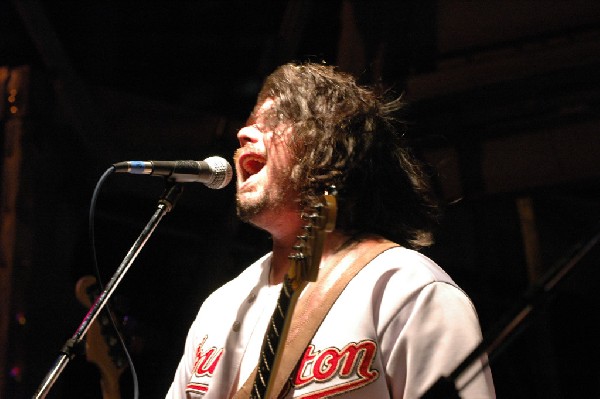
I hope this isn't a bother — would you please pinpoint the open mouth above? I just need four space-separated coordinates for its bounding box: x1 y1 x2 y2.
239 153 266 181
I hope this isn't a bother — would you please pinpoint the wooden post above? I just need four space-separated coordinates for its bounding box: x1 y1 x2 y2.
515 196 560 398
0 65 29 398
516 196 543 282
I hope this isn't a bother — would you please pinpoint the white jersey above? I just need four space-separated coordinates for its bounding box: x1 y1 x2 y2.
165 246 495 399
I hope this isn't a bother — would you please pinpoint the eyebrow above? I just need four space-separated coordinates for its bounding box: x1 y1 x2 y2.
244 112 255 126
245 99 274 126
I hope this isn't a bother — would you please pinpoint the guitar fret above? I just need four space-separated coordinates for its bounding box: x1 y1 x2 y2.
261 346 272 364
266 336 275 354
275 302 284 320
258 369 266 386
271 322 280 338
282 279 293 298
252 381 263 399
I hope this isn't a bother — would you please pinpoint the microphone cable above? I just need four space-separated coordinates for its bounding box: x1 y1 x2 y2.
88 166 140 399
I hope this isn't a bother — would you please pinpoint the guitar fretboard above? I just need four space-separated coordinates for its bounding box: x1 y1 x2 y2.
251 277 295 399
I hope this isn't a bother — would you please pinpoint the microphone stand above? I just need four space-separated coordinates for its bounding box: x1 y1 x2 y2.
421 224 600 398
32 181 185 399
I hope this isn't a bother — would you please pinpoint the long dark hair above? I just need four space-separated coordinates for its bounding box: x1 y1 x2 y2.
255 62 440 249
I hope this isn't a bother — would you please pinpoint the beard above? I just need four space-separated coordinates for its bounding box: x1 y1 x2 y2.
236 188 283 222
236 165 300 225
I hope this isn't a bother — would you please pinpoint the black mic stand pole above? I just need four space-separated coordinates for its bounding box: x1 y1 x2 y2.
32 181 185 399
421 224 600 398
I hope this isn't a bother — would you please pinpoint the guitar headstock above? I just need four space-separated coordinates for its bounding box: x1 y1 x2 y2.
288 188 338 288
75 276 128 399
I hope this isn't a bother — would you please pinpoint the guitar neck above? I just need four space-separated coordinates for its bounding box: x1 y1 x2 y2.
250 191 337 399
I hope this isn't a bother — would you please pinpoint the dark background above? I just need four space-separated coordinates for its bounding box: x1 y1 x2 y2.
1 1 600 398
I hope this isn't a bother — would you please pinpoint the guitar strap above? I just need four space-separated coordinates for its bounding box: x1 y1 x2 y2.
233 237 399 399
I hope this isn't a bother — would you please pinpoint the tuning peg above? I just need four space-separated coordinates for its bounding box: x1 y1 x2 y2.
288 253 306 262
296 234 309 242
307 213 320 222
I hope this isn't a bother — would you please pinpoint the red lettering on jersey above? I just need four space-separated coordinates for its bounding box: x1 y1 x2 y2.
294 340 379 398
186 383 209 393
193 335 224 377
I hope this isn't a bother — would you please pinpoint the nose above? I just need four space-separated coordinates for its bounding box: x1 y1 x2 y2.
237 124 261 146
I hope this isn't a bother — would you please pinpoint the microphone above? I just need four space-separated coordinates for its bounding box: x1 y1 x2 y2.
112 156 233 189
